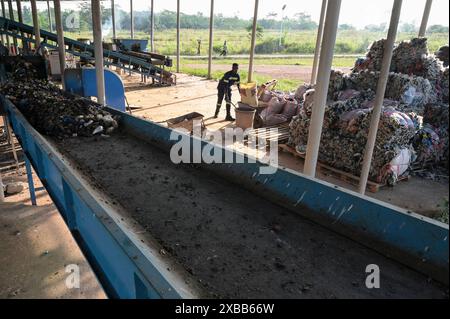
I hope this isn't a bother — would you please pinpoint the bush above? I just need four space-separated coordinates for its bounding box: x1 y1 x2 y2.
334 42 354 54
255 38 282 54
284 42 315 54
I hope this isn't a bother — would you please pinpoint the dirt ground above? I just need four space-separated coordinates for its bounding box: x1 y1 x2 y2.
123 73 449 217
184 64 353 82
0 169 106 299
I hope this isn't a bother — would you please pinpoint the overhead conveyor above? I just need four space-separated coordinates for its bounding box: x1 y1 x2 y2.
0 17 176 85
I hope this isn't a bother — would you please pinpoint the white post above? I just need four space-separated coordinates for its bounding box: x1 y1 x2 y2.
358 0 403 194
0 0 7 46
54 0 65 88
7 0 13 20
419 0 432 37
111 0 116 39
248 0 259 83
8 0 18 50
16 0 22 23
92 0 106 105
0 166 4 202
176 0 180 73
30 0 40 50
150 0 154 52
207 0 214 79
47 0 53 33
16 0 25 52
303 0 342 177
311 0 328 85
130 0 134 39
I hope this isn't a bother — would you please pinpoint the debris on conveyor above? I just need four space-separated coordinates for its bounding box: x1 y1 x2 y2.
288 37 449 184
0 65 119 140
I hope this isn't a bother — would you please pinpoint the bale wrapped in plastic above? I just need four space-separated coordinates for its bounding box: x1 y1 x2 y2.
288 103 416 183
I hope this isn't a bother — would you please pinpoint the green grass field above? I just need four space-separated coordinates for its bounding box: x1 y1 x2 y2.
65 28 448 92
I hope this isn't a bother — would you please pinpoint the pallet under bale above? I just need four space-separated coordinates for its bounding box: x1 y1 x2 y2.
278 144 410 193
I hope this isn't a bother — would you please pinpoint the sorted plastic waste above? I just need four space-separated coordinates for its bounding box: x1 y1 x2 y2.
289 37 449 184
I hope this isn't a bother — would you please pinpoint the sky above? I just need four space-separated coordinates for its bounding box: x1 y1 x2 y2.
30 0 449 29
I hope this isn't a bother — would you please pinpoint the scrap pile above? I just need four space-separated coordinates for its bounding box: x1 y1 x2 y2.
289 37 449 184
0 61 119 140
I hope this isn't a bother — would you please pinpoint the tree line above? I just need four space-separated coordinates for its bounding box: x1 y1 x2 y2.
7 5 449 34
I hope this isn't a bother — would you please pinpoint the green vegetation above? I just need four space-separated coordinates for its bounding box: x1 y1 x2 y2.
11 4 447 91
180 56 357 68
65 29 448 57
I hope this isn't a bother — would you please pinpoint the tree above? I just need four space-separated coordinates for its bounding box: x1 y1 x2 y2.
427 24 449 33
399 22 417 33
339 24 356 31
364 23 387 32
246 24 264 39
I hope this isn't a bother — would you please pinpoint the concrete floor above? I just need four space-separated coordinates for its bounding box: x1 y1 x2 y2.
124 73 449 218
0 169 106 299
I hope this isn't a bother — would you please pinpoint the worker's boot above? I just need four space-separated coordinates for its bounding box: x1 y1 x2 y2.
225 105 235 121
214 104 221 119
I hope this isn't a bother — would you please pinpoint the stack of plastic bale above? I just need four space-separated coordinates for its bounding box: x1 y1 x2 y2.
340 70 436 112
290 37 449 183
289 89 416 184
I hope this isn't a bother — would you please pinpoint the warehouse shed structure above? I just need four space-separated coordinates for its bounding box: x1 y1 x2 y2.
0 0 448 299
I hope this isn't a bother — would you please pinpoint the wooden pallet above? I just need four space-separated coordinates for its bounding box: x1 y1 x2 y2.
246 123 290 146
278 144 409 193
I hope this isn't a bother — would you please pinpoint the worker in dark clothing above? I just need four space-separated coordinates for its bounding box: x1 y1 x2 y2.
215 63 240 121
0 41 9 56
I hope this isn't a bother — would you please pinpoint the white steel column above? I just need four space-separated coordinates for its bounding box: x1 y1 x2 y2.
30 0 41 50
207 0 214 79
54 0 65 88
150 0 154 52
130 0 134 39
311 0 328 85
47 0 53 33
16 0 22 23
111 0 116 39
248 0 259 83
419 0 432 37
1 1 8 46
16 0 25 51
358 0 403 194
92 0 106 105
303 0 342 177
176 0 180 73
8 0 18 50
